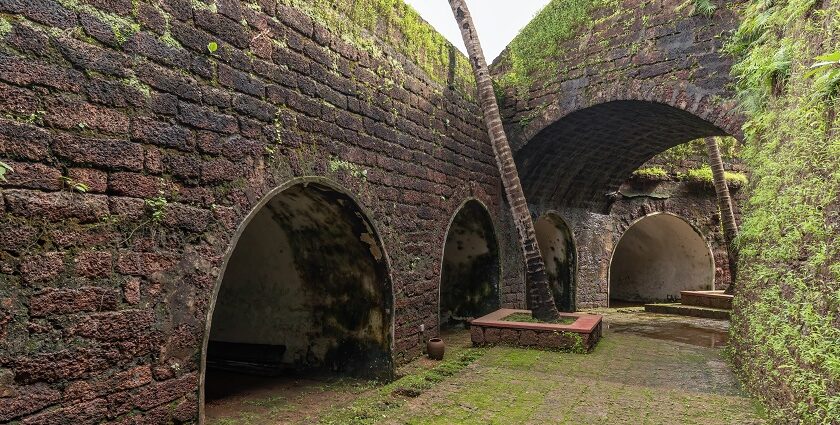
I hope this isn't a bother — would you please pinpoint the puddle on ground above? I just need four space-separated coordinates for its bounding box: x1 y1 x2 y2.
605 321 728 348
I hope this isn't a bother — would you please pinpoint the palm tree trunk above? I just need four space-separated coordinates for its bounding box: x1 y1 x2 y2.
448 0 560 321
704 137 739 295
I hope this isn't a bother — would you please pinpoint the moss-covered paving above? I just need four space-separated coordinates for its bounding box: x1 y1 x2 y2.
206 309 764 424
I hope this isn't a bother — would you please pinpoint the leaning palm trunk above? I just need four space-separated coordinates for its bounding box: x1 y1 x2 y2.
448 0 560 321
704 137 739 295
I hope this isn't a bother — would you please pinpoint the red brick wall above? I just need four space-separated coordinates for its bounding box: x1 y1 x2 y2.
0 1 517 422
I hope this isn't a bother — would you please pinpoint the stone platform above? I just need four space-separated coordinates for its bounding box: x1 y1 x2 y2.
680 290 733 309
644 290 733 320
469 309 602 352
644 303 731 320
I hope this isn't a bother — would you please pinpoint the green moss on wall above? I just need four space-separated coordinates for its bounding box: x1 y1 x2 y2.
493 0 617 96
655 137 740 165
632 136 743 182
631 166 670 180
726 0 840 421
0 16 12 38
678 166 748 187
280 0 475 97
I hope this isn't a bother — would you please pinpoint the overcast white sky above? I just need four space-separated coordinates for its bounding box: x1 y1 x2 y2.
403 0 551 62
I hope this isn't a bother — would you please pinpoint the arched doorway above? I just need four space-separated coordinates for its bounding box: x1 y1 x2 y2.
201 180 393 421
534 213 576 312
609 213 714 305
439 200 500 329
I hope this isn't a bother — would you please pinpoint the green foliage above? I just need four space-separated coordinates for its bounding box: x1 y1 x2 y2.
631 166 670 180
806 50 840 100
145 193 168 224
567 331 586 354
319 348 486 424
59 176 89 193
207 41 218 53
726 0 840 421
0 161 12 183
495 0 616 96
678 166 748 187
644 136 740 174
279 0 474 96
693 0 717 17
725 0 814 115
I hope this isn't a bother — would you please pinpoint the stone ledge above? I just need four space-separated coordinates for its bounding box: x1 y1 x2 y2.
680 290 733 310
644 303 731 320
469 309 603 352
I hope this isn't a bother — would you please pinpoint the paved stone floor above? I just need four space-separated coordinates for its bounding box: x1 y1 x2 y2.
206 308 765 424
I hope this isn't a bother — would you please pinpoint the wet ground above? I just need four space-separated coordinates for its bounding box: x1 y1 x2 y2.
601 306 730 348
205 308 764 424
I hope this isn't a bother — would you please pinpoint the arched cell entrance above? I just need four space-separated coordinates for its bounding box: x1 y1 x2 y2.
534 213 576 312
609 213 714 305
200 180 393 420
439 200 500 329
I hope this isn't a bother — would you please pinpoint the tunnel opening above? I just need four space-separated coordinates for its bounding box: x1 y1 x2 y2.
202 182 393 418
609 213 714 305
534 213 577 312
439 200 501 329
513 100 731 211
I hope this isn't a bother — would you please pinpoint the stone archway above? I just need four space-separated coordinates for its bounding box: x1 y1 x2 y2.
439 199 501 329
534 212 577 312
199 179 393 422
609 213 714 305
513 100 737 211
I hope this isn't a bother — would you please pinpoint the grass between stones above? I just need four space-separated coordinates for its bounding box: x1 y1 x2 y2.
209 311 765 424
318 347 487 424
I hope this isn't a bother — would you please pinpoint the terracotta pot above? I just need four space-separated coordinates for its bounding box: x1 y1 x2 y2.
427 337 445 360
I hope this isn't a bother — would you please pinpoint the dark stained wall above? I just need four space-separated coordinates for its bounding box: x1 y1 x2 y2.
0 1 519 422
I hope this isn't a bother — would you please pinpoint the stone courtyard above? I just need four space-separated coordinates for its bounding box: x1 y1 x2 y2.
0 0 837 423
204 309 764 424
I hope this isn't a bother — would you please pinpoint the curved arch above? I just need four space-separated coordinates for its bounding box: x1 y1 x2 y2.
198 176 395 423
512 98 742 211
608 212 715 305
511 82 744 152
534 211 578 312
437 198 501 330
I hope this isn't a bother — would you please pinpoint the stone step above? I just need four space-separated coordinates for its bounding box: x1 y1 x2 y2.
644 303 731 320
680 290 733 309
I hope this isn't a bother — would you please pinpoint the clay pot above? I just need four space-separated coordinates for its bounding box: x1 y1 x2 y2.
427 338 445 360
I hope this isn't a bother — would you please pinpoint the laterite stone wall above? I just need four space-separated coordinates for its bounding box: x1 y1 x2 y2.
490 0 748 308
0 1 524 422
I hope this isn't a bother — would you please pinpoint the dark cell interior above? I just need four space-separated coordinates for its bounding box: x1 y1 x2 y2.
534 213 576 312
205 182 393 408
439 200 501 328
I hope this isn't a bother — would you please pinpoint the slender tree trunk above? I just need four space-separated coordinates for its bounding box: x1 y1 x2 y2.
704 137 739 295
448 0 560 321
